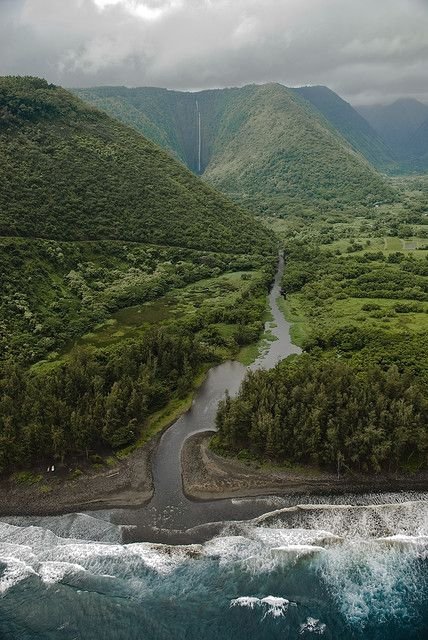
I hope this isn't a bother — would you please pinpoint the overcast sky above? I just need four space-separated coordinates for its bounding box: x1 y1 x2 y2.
1 0 427 105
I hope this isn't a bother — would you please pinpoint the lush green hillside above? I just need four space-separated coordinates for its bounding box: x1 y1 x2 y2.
0 77 278 471
293 85 398 173
75 83 395 215
0 77 276 362
203 84 394 215
0 76 274 254
214 187 428 475
358 98 428 172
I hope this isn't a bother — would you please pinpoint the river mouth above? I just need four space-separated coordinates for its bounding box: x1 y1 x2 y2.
1 255 427 636
1 498 427 639
109 252 304 542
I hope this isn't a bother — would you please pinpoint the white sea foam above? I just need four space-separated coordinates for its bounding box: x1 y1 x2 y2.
203 535 260 563
230 596 259 609
251 500 428 539
38 561 87 585
299 617 327 635
0 496 426 612
3 513 123 543
0 558 37 595
317 539 424 627
270 544 325 559
127 542 203 574
260 596 290 619
251 526 341 547
230 595 291 619
376 534 428 547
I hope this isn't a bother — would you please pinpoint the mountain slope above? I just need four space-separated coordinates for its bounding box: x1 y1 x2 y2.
76 83 395 215
202 83 394 214
358 98 428 171
409 118 428 169
0 76 274 255
73 85 234 175
293 85 398 173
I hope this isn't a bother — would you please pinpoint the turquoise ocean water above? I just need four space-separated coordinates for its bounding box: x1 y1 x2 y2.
0 498 427 640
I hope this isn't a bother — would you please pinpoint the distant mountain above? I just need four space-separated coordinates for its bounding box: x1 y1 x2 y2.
0 76 274 255
358 98 428 172
75 83 395 214
292 85 398 173
409 118 428 169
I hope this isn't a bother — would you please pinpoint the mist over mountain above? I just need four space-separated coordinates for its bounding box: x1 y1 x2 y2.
358 98 428 172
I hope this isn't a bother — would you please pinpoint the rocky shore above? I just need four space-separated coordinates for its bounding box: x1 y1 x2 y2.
0 439 155 517
1 426 427 518
182 431 428 500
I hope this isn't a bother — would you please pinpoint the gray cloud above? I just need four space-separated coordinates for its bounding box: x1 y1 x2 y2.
0 0 427 104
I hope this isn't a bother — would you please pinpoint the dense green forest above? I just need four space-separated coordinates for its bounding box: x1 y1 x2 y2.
215 178 428 473
0 76 278 474
0 263 274 472
0 327 206 471
0 77 274 254
214 356 427 473
293 85 398 173
0 237 271 363
75 83 395 215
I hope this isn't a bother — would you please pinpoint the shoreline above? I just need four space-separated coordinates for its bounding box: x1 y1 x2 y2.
0 337 271 518
0 436 156 518
0 362 215 518
181 432 428 501
2 416 426 520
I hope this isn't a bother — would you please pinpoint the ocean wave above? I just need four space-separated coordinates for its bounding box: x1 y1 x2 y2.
0 557 37 595
251 500 428 540
299 617 327 635
230 594 292 619
38 560 88 585
317 539 426 628
0 497 426 636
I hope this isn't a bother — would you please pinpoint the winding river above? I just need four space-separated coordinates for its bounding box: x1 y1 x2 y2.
109 252 303 542
1 254 427 639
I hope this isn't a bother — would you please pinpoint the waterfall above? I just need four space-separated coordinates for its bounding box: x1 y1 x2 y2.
196 99 201 173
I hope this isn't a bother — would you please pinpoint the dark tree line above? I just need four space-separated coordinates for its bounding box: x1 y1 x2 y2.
215 356 428 473
0 327 209 473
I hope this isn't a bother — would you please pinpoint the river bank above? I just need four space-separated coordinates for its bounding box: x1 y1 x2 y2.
0 437 155 517
182 432 428 500
0 334 275 518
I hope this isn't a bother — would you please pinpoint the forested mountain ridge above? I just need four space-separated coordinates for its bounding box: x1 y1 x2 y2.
293 85 398 173
0 77 278 471
202 83 394 214
0 76 274 255
75 82 395 215
0 76 276 363
358 98 428 173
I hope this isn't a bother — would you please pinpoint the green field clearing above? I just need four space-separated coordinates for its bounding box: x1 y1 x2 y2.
264 179 428 379
32 269 265 371
283 292 428 346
